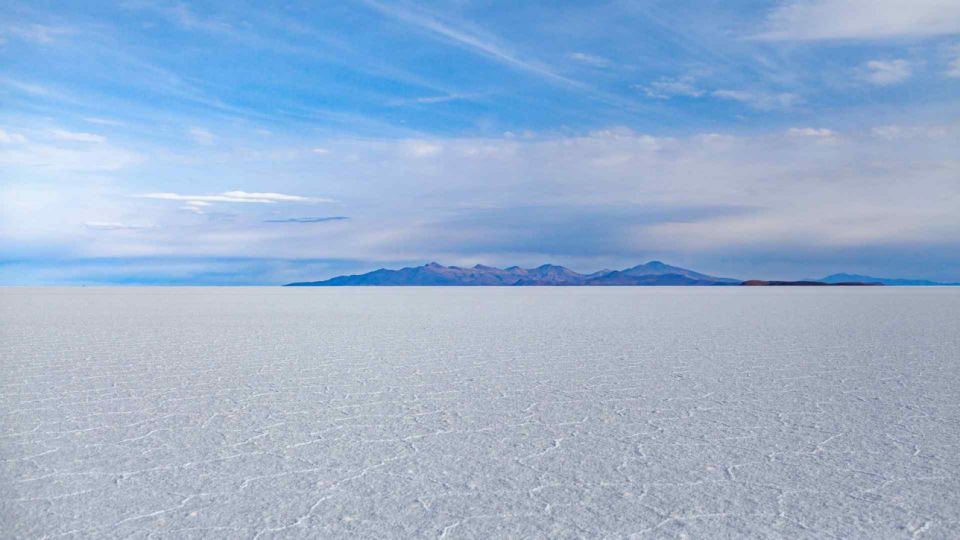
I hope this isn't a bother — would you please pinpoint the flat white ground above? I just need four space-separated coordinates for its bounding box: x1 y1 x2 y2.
1 287 959 538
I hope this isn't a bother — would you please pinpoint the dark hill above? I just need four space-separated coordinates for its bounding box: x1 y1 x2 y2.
741 280 882 286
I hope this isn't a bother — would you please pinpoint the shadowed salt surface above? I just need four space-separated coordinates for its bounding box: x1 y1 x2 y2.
2 287 959 539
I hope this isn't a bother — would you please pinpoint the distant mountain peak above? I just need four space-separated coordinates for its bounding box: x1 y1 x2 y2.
619 261 740 284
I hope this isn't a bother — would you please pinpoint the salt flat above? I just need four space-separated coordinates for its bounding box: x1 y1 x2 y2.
1 287 959 539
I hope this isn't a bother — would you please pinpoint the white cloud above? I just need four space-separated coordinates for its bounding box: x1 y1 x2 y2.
224 191 322 202
872 124 950 140
872 126 901 140
0 129 28 144
83 117 125 126
188 127 216 145
713 89 801 109
787 127 836 137
0 77 58 98
0 24 72 44
168 4 234 33
568 52 612 68
388 93 480 106
50 129 106 143
863 59 913 85
405 140 442 157
947 44 960 77
641 76 704 99
130 2 235 35
755 0 960 41
949 58 960 78
413 93 478 104
139 191 332 204
84 221 154 231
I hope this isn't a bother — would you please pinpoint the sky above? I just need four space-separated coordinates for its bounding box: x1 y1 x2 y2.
1 0 959 284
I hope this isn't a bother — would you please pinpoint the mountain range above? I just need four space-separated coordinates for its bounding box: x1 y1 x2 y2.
286 261 958 287
285 261 960 287
287 261 739 286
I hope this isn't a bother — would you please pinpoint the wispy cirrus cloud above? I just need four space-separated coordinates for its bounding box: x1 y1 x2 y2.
862 59 913 85
712 89 801 110
641 76 705 99
0 23 73 44
567 52 612 68
389 93 481 106
50 129 106 143
126 2 236 36
357 0 642 112
360 0 574 85
0 76 62 98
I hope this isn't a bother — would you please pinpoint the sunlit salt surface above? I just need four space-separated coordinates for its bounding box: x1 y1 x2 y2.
2 287 959 538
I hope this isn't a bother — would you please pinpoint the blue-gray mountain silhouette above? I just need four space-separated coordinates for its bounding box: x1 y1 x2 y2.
286 261 742 286
816 273 959 286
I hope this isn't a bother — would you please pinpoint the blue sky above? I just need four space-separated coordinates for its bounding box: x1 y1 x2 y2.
1 0 959 284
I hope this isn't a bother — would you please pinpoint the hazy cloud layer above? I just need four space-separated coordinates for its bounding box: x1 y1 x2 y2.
5 124 958 282
756 0 960 40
